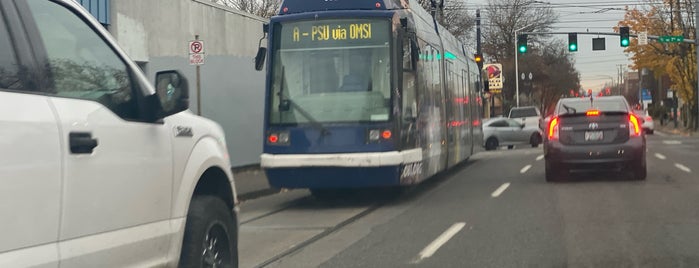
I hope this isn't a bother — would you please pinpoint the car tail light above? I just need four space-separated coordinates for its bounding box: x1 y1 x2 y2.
629 114 641 137
548 117 559 140
645 116 652 122
586 109 600 116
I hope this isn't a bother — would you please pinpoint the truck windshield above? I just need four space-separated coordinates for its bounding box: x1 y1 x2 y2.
268 18 391 124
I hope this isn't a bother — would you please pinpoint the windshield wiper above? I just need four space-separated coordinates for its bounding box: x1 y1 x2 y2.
278 67 329 135
562 104 577 114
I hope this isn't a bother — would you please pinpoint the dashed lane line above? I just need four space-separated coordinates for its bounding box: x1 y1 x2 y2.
520 165 532 174
675 163 691 173
412 222 466 263
491 183 511 198
654 153 666 160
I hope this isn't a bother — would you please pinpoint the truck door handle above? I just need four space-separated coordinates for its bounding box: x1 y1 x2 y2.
69 132 98 154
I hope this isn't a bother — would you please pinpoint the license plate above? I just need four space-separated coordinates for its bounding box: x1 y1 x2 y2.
585 131 604 141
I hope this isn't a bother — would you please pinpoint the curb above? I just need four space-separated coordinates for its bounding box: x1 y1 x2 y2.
237 188 281 202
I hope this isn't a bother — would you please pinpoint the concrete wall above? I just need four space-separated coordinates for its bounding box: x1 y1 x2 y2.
108 0 267 167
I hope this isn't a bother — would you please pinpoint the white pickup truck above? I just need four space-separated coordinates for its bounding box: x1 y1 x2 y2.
0 0 238 267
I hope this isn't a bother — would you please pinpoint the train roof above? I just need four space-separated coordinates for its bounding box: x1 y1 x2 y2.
276 0 472 61
278 0 407 15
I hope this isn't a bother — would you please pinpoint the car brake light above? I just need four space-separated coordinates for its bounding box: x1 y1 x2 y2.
586 109 600 116
629 114 641 136
548 117 559 140
268 134 279 143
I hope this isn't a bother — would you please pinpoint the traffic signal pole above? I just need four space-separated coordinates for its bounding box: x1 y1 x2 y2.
514 25 533 107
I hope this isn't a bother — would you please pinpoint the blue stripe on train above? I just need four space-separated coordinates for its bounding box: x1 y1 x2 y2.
265 166 401 189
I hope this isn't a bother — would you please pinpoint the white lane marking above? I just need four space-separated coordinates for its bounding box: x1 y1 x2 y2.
675 163 691 173
663 140 682 145
520 165 532 174
536 155 544 161
491 183 511 198
655 153 667 160
655 131 668 137
414 222 466 263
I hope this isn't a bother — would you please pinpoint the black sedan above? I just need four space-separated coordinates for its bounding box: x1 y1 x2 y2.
544 96 646 181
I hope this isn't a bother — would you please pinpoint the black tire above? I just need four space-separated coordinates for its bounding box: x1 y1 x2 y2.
485 137 498 151
545 160 565 182
507 145 514 150
530 133 542 148
180 196 238 268
631 158 647 180
646 129 654 135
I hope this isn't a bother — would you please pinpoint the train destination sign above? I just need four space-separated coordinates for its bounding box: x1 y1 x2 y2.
278 19 389 49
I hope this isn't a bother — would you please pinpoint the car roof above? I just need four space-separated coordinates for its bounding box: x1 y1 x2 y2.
558 96 626 104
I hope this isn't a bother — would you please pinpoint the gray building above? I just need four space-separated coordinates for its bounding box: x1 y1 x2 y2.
78 0 267 167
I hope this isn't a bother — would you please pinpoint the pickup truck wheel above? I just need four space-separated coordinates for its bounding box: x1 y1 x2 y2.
180 196 238 268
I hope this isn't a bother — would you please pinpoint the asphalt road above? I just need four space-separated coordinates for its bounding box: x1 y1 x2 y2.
241 131 699 267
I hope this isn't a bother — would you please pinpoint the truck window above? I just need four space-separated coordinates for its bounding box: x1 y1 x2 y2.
26 0 139 120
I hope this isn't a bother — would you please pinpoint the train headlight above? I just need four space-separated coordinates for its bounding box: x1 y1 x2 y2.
278 132 290 144
267 131 290 146
369 129 381 142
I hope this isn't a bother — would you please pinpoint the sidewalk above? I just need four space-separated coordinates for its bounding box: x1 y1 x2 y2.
653 119 695 137
233 165 279 201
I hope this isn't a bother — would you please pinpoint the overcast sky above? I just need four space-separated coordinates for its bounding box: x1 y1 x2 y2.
466 0 643 91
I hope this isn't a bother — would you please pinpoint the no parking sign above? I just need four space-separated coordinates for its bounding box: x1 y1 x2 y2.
189 40 205 65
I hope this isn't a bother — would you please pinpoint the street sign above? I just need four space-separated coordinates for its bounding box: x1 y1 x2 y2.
484 63 503 93
658 35 684 43
641 88 652 102
189 40 205 65
592 37 605 50
638 32 648 45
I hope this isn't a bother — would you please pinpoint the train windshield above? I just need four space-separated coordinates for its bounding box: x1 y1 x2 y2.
269 18 391 124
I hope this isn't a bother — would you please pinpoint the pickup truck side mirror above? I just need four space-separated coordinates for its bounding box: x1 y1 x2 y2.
154 70 189 118
255 47 267 71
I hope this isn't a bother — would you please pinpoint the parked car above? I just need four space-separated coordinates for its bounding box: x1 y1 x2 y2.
544 96 646 182
634 109 655 134
509 106 543 130
483 118 543 150
0 1 238 267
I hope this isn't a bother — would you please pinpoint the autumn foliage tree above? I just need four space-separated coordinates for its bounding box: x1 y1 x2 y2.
619 1 698 129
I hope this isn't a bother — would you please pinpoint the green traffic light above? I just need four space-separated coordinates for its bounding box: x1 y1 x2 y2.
569 44 577 51
519 46 527 53
621 39 629 47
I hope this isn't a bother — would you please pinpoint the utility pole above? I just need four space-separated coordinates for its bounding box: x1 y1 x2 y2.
617 64 624 96
695 0 699 130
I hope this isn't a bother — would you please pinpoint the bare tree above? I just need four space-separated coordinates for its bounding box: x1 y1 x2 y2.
481 0 561 113
416 0 475 43
212 0 280 18
482 0 558 61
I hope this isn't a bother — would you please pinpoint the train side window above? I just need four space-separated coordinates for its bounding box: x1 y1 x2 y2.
402 36 418 71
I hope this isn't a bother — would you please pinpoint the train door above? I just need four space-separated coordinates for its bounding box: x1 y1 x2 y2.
399 31 419 150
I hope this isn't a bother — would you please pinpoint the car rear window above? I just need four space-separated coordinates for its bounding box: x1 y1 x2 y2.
510 108 538 118
557 98 628 115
